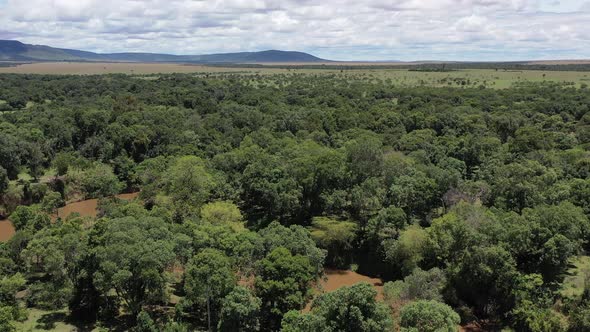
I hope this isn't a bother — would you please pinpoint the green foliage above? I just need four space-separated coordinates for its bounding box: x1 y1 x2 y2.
1 72 590 331
93 216 175 315
40 191 64 214
570 304 590 332
255 247 316 330
200 201 245 231
8 206 49 232
22 223 86 309
133 311 157 332
259 222 326 277
66 163 124 199
281 310 331 332
164 156 215 219
399 300 460 332
309 217 357 268
218 286 261 332
449 245 518 317
184 248 237 329
0 273 25 332
0 167 7 195
384 225 428 276
283 283 392 332
383 268 446 303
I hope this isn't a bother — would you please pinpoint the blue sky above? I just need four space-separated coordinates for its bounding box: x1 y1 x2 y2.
0 0 588 61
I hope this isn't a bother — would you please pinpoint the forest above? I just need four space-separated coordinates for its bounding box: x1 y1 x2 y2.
0 72 590 331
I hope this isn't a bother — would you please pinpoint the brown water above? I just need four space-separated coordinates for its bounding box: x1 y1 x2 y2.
0 192 140 242
304 269 384 311
320 269 384 299
57 192 139 219
0 219 16 242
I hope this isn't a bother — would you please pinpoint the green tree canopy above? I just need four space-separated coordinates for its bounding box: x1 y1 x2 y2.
93 216 175 316
399 300 460 332
283 282 392 332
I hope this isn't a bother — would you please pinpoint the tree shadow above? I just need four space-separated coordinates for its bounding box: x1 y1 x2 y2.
35 312 67 330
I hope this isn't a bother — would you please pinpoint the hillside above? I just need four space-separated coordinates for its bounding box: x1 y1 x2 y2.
0 40 326 63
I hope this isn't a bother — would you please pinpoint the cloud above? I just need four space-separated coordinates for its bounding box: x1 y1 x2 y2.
0 0 588 60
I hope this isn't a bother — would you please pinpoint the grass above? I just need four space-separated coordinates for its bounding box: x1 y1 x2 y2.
561 256 590 299
1 63 589 89
15 308 78 332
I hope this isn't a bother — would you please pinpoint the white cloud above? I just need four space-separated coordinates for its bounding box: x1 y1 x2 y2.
0 0 588 60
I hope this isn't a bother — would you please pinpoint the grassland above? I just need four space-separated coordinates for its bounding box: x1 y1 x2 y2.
0 62 589 89
561 256 590 299
14 308 79 332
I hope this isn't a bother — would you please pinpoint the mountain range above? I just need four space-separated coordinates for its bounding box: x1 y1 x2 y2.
0 40 326 63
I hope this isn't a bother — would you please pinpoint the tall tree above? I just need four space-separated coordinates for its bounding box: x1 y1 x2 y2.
93 217 175 316
255 247 316 331
185 249 237 331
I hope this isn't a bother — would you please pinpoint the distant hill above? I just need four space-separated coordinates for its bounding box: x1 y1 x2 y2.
0 40 326 63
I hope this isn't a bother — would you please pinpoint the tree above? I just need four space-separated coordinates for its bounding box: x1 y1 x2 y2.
384 225 428 277
218 286 261 332
22 223 87 309
345 134 383 183
448 245 518 317
40 191 64 215
259 222 326 277
164 156 215 219
424 205 485 268
0 167 7 196
387 169 438 218
383 268 446 304
309 217 357 268
255 247 316 331
67 163 124 199
200 201 245 231
185 249 236 331
93 217 175 316
399 300 460 332
283 283 392 332
0 133 23 180
8 206 49 232
570 304 590 332
0 273 26 332
133 310 157 332
281 310 331 332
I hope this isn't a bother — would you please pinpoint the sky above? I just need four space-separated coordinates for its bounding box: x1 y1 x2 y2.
0 0 588 61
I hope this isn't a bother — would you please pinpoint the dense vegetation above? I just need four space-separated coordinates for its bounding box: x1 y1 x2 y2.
1 72 590 331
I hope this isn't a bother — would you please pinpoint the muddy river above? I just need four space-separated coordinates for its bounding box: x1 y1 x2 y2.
0 219 15 242
0 192 139 242
303 269 385 311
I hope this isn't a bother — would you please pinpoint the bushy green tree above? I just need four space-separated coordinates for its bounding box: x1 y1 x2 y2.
383 268 446 303
255 247 316 330
185 248 237 331
22 223 87 309
93 217 175 316
164 156 215 218
309 217 357 268
283 283 391 332
8 206 49 232
384 225 428 277
67 163 124 199
218 286 261 332
399 300 460 332
200 201 245 231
